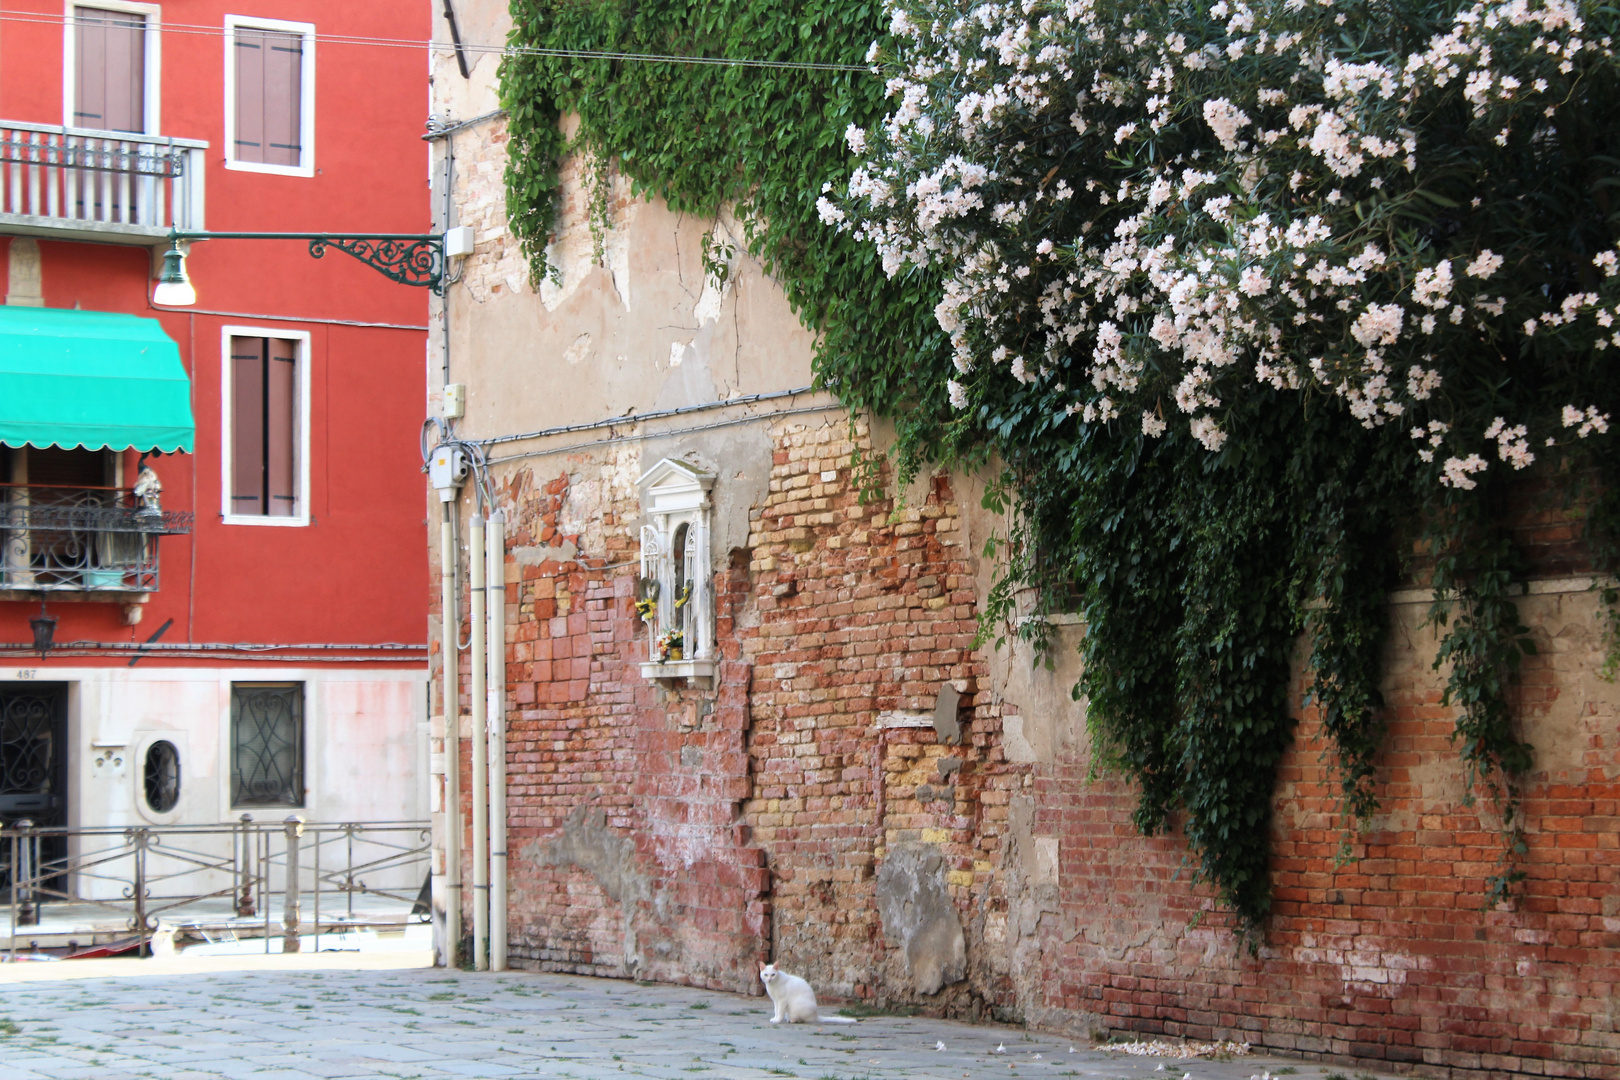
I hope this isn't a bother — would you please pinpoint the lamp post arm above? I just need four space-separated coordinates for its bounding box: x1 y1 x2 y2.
168 229 446 294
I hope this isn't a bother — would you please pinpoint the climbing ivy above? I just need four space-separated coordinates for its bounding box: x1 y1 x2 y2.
500 0 1620 929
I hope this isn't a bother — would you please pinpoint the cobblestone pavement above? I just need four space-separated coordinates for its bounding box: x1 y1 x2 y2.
0 955 1404 1080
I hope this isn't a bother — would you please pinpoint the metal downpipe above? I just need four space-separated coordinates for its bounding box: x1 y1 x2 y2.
439 508 462 966
487 510 508 971
469 515 489 971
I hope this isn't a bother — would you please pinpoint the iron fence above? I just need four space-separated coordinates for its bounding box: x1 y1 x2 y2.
0 817 430 959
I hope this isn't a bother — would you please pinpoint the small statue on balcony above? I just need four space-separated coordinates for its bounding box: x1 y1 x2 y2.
133 463 163 517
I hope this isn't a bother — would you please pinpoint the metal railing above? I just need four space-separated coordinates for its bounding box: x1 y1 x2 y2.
1 486 192 593
0 120 207 239
1 817 430 959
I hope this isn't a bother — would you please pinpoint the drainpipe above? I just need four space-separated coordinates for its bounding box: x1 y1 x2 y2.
486 510 508 971
439 507 462 965
469 514 489 971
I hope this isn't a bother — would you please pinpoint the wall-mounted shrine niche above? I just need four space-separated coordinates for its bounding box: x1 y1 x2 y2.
637 458 716 683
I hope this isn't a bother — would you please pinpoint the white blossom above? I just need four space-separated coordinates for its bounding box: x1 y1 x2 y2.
1465 250 1504 278
1440 454 1489 489
830 0 1617 472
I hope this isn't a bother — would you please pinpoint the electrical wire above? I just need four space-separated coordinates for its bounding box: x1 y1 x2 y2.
0 10 873 72
484 402 844 466
150 304 429 331
0 640 427 652
0 650 425 663
422 110 507 141
477 385 820 446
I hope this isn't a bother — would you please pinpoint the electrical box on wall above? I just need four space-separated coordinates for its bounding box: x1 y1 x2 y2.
442 382 466 419
444 226 476 258
429 444 469 501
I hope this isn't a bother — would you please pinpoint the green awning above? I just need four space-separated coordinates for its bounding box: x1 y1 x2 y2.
0 306 193 453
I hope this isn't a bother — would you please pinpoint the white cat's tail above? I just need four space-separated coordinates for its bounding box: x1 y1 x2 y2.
816 1014 859 1024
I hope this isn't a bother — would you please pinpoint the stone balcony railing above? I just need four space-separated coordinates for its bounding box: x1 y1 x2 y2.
0 121 207 244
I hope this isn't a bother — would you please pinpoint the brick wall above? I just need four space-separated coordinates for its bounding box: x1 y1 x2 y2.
737 419 1021 1003
440 411 1618 1077
1009 585 1619 1078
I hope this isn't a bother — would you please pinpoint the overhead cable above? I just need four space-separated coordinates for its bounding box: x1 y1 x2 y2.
477 385 821 446
0 10 873 72
484 402 844 466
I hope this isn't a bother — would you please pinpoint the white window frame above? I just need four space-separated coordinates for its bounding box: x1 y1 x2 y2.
637 458 716 682
219 325 311 527
62 0 163 134
222 14 316 177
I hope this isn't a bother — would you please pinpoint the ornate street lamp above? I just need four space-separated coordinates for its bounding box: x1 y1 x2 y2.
152 227 455 306
29 606 56 656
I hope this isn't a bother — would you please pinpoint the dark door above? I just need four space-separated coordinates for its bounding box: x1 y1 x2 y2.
0 684 68 898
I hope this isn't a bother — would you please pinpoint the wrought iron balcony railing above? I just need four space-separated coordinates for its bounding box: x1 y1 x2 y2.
0 121 208 243
1 487 192 594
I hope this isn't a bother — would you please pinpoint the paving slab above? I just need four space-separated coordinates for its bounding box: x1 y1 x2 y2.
0 956 1412 1080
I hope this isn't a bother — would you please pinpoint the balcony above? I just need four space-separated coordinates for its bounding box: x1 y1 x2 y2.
0 121 206 245
1 486 191 596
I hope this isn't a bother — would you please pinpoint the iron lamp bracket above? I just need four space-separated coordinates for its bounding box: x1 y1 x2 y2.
170 230 447 294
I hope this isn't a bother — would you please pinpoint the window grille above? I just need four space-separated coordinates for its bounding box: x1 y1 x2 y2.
230 683 304 807
143 740 180 813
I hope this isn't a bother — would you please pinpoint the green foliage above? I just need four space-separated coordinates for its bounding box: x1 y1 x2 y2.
500 0 1618 928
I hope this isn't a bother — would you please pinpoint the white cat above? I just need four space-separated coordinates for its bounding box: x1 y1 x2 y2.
759 964 858 1024
147 925 177 958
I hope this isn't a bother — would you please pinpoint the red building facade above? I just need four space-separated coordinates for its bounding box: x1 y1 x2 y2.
0 2 429 844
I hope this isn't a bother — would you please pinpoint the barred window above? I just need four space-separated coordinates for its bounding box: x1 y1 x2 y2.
230 683 304 808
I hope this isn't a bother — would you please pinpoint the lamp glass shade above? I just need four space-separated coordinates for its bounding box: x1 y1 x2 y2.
153 246 196 306
29 614 56 654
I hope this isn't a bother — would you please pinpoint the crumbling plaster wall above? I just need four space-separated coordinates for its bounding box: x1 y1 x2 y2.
428 29 1037 998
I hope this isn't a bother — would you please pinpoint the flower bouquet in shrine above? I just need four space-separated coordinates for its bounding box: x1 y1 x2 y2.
655 628 684 662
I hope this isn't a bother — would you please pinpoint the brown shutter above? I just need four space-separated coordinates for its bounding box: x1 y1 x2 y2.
264 32 303 167
231 338 267 516
74 8 144 133
235 28 302 167
267 339 297 516
73 11 106 128
233 31 266 162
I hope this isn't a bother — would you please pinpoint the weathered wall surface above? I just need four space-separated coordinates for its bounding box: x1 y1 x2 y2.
994 584 1620 1077
430 18 1618 1075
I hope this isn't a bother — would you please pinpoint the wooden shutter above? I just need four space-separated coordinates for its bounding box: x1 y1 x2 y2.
233 31 265 161
230 337 299 518
235 27 303 167
230 337 267 516
267 339 297 516
74 7 145 133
